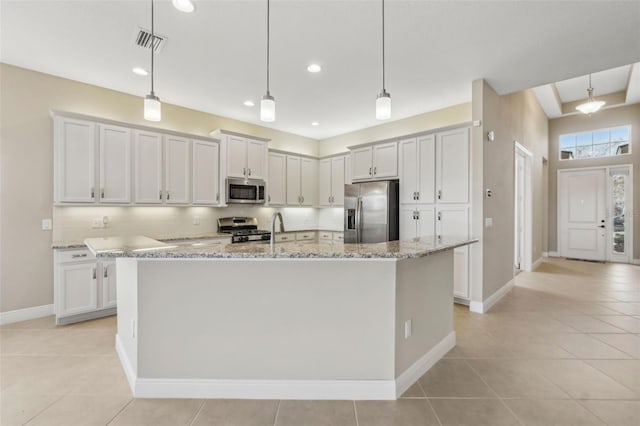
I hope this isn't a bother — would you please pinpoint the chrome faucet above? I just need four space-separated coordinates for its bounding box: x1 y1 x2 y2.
270 212 285 248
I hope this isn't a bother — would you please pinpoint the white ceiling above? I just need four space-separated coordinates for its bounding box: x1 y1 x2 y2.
2 0 640 139
555 65 632 103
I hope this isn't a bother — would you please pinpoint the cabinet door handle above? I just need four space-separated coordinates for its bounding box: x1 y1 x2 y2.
437 190 442 200
71 253 87 258
268 195 271 202
416 191 419 201
243 167 246 176
374 166 377 175
167 191 170 200
100 188 105 199
159 190 163 200
416 211 420 220
369 167 372 176
92 268 97 280
91 187 95 198
104 268 108 278
438 212 441 221
301 196 305 203
248 168 251 176
438 235 442 242
216 193 220 202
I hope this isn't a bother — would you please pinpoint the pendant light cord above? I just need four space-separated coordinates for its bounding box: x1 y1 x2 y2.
381 0 385 92
150 0 155 95
266 0 270 95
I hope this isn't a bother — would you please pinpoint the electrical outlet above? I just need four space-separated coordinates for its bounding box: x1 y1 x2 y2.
91 218 103 229
41 219 52 230
404 319 412 339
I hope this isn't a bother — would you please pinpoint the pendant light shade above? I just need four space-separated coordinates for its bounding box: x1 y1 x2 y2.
576 74 605 115
376 0 390 120
261 93 276 122
144 0 161 122
144 94 162 121
260 0 276 122
376 90 391 120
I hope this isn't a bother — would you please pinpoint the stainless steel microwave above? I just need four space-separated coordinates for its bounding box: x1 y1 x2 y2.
226 178 266 204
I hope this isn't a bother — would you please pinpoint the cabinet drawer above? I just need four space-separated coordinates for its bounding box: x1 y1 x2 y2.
57 249 95 263
296 232 315 241
332 232 344 242
318 231 333 241
275 233 294 242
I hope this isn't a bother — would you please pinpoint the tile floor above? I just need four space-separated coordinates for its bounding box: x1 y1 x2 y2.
1 258 639 425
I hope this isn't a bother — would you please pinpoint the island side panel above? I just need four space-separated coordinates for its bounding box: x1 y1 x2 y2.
136 258 397 381
115 258 139 386
394 250 455 377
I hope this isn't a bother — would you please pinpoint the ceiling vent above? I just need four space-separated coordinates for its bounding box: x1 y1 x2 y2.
134 27 167 53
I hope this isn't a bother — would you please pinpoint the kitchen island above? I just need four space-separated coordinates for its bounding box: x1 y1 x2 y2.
87 236 476 400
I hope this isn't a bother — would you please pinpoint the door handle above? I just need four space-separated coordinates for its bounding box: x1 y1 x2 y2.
92 268 97 280
104 268 108 278
369 167 372 176
373 166 377 175
268 195 271 202
100 188 105 199
437 190 442 200
159 190 163 200
167 191 170 200
91 187 95 198
248 168 251 176
243 167 246 176
598 225 605 228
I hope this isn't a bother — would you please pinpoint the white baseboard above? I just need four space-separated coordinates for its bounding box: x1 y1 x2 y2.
547 251 560 257
0 304 54 325
542 251 549 257
632 259 640 266
531 257 544 271
395 331 456 397
469 279 515 314
115 331 455 400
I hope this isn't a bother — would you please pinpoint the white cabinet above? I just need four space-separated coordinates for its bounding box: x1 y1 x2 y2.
267 152 286 205
55 117 131 204
226 135 267 179
318 156 346 207
54 249 116 324
436 128 470 204
164 136 190 204
400 207 435 240
99 124 131 203
286 155 317 206
192 140 220 205
55 117 96 203
351 142 398 181
134 130 163 203
400 135 435 204
437 206 470 299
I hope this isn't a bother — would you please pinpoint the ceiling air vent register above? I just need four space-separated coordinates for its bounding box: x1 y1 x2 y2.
134 27 167 53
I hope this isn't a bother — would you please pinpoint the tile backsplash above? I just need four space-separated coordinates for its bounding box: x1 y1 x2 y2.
52 205 343 243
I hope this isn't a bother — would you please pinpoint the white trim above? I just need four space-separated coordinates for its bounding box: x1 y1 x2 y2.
469 279 515 314
632 259 640 266
115 331 455 400
531 257 544 270
0 304 54 325
514 142 533 272
547 251 560 257
542 251 549 257
115 334 137 393
394 331 456 398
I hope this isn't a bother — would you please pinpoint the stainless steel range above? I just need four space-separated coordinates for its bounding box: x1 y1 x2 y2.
218 217 271 243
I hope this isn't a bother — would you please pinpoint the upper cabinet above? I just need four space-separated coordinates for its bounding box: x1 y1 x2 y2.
133 130 163 204
267 152 286 206
222 134 268 180
286 155 317 206
400 135 435 205
192 140 220 205
54 116 131 204
318 155 346 207
164 136 190 204
436 128 470 204
351 141 398 182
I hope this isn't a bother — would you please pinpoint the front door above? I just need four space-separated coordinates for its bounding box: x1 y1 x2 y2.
559 169 607 261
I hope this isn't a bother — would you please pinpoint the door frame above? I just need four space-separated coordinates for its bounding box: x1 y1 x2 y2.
514 142 533 271
557 164 634 263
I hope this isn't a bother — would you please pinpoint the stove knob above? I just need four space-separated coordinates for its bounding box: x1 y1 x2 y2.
262 233 271 240
239 236 249 242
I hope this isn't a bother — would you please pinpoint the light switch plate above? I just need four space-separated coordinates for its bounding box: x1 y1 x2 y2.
485 218 493 228
42 219 52 230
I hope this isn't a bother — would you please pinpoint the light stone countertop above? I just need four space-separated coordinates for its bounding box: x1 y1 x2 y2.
87 236 478 260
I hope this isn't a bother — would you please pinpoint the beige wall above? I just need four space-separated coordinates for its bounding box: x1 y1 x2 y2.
548 104 640 259
318 103 472 156
0 63 317 313
476 81 549 301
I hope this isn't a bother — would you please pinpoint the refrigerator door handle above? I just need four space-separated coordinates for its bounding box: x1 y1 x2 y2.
355 197 363 243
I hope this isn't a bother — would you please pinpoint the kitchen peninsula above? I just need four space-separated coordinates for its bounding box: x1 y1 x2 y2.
86 236 476 400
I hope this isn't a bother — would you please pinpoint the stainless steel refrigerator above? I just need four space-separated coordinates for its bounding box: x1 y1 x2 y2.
344 180 399 243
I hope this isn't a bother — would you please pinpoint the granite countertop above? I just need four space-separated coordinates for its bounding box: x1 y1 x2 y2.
87 236 478 260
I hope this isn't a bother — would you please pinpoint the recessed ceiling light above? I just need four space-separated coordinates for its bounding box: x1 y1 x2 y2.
307 64 322 73
311 121 320 126
243 100 255 107
132 67 149 76
172 0 195 13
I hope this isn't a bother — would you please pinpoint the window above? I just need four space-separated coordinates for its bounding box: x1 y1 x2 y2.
559 126 631 160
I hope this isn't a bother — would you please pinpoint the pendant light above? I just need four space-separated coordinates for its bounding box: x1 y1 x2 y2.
375 0 391 120
260 0 275 122
144 0 161 122
576 74 605 115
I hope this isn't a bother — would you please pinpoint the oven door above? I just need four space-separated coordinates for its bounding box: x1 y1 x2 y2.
226 178 265 204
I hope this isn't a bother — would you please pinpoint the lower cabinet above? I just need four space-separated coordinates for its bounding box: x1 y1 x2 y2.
54 249 117 325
